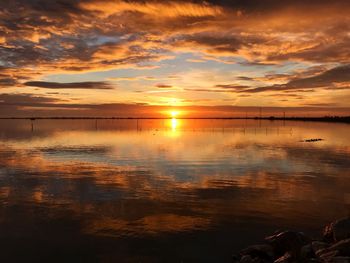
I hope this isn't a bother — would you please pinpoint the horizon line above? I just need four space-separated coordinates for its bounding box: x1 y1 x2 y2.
0 116 349 123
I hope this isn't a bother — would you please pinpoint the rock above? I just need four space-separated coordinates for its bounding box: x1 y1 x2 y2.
319 250 339 262
239 253 273 263
312 241 328 255
330 257 350 263
301 244 314 259
324 222 335 242
265 231 311 258
240 255 255 263
316 247 329 257
232 254 241 263
323 218 350 242
317 239 350 260
329 239 350 256
316 240 350 262
232 219 350 263
240 244 275 261
274 252 293 263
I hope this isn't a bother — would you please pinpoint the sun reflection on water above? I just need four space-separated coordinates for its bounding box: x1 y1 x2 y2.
171 118 178 130
166 117 181 137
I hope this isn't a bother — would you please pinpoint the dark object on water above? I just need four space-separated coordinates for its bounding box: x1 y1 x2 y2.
301 138 324 142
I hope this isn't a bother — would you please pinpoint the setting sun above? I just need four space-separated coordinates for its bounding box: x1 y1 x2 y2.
170 111 179 118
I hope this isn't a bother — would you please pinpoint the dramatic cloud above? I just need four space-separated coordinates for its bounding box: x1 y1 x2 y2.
24 81 114 90
1 0 350 114
0 93 61 107
79 1 222 18
240 64 350 93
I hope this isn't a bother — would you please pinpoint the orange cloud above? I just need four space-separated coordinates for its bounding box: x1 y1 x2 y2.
80 0 222 18
1 0 350 110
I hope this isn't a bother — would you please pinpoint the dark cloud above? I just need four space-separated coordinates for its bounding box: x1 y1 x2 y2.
0 93 140 114
302 103 339 107
238 61 278 67
175 34 242 53
236 76 254 81
172 32 266 57
283 89 315 93
0 93 62 108
24 81 115 90
285 65 350 88
155 84 173 89
215 84 251 90
268 94 303 97
0 66 41 88
183 84 251 94
242 64 350 93
0 78 17 87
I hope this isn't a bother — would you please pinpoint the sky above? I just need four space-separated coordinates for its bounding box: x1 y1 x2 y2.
1 0 350 117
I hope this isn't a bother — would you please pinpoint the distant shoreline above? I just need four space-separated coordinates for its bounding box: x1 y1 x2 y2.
0 116 349 123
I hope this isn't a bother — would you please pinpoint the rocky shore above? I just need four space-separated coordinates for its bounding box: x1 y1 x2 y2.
233 218 350 263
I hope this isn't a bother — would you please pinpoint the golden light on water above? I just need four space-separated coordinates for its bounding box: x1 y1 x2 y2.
165 114 181 137
171 118 178 130
169 110 180 131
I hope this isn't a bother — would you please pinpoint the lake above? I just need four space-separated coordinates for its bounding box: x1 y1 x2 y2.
0 119 349 262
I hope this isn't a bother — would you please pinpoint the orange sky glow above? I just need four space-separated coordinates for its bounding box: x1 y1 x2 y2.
0 0 350 117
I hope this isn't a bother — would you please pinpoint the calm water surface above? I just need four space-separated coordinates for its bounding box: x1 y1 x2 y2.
0 119 349 262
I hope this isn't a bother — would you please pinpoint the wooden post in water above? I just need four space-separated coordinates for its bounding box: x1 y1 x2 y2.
259 107 262 127
30 118 35 132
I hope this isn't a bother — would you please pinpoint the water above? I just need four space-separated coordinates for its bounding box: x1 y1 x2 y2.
0 119 349 262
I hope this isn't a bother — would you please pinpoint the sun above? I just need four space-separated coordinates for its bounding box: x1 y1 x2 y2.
170 111 179 118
